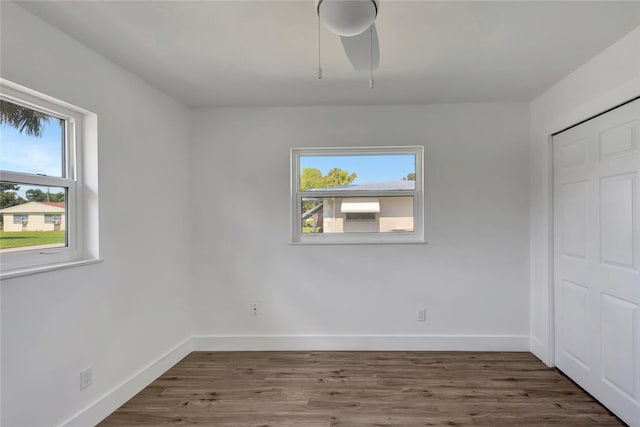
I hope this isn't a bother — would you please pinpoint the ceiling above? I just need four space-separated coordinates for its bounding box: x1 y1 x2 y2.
16 1 640 107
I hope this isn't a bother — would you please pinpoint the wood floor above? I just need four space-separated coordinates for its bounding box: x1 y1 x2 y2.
99 351 623 426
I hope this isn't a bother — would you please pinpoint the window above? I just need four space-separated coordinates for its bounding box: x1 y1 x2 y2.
0 79 99 277
13 214 28 224
44 214 62 224
291 146 424 244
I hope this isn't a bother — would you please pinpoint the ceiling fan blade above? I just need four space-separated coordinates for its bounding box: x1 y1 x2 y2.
340 23 379 72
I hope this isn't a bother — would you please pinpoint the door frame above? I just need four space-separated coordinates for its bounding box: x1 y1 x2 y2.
547 94 640 367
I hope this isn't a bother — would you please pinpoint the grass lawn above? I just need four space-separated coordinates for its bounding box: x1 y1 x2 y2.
0 230 65 249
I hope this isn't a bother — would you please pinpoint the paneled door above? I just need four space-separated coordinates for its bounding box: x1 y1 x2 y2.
554 98 640 426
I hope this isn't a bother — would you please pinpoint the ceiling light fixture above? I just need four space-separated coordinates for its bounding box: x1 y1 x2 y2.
318 0 378 37
316 0 379 89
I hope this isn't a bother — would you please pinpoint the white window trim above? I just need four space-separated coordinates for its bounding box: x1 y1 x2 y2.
290 146 425 245
0 79 100 278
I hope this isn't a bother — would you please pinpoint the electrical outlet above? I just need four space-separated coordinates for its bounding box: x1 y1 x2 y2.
80 367 92 390
251 303 258 316
417 308 426 322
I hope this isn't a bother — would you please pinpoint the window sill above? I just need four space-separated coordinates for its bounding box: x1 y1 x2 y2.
289 240 429 246
1 258 103 280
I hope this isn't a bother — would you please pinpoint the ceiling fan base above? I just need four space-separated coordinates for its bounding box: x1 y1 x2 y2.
317 0 378 37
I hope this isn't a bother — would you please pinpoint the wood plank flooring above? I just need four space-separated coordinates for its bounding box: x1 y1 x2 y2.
99 351 623 426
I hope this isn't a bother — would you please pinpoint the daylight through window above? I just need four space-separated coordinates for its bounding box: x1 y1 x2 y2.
0 79 98 276
291 147 424 244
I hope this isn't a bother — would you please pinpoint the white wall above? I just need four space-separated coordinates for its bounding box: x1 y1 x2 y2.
529 26 640 365
190 104 530 349
0 3 193 426
7 1 632 424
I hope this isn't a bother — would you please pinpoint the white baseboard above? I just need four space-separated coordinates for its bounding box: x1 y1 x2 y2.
60 337 193 427
192 334 530 352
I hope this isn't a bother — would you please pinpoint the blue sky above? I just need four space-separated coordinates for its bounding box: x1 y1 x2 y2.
300 154 415 184
0 116 63 197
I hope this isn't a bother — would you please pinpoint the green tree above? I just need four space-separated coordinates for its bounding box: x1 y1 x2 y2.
49 192 65 202
0 183 25 209
0 182 20 194
403 172 416 181
300 167 357 190
325 168 357 188
25 189 46 202
0 190 25 211
25 188 65 203
0 100 52 137
300 167 325 191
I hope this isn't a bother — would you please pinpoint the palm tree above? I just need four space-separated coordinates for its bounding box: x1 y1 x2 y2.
0 100 50 137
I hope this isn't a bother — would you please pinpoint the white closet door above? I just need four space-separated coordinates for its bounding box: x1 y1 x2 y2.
554 98 640 426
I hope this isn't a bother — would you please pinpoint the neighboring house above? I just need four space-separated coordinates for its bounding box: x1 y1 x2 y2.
307 180 414 233
0 201 65 232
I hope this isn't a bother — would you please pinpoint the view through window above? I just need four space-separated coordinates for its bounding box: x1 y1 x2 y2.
0 99 68 252
292 147 424 244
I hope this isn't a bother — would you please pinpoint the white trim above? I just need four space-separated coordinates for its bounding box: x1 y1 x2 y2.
192 334 529 352
60 337 193 427
290 239 428 246
544 84 640 138
531 70 640 368
542 93 640 368
0 258 103 280
546 133 556 368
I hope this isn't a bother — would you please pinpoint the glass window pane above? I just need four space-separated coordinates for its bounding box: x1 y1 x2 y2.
301 196 413 234
299 154 415 191
0 100 65 177
0 182 66 252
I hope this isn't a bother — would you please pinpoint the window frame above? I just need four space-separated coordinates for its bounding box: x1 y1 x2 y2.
13 214 29 224
290 146 424 245
44 214 62 224
0 79 99 277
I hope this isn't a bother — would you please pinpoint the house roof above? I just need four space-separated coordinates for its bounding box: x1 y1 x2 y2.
0 201 65 214
311 180 415 192
41 202 65 209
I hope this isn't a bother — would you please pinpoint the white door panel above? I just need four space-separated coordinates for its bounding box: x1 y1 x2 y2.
600 173 636 268
554 98 640 426
561 180 588 259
